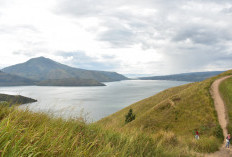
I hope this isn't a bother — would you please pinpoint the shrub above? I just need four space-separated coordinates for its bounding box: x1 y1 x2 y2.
125 109 136 124
213 124 224 140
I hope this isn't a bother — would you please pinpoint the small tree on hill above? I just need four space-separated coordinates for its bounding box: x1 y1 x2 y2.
125 109 136 124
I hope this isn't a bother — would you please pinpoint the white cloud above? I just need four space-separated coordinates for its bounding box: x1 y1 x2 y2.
0 0 232 75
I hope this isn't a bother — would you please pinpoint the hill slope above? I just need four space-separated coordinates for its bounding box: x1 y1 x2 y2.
0 70 35 86
98 70 232 152
0 93 37 105
219 77 232 135
0 104 195 156
0 70 105 87
2 57 128 82
37 78 105 86
140 71 224 82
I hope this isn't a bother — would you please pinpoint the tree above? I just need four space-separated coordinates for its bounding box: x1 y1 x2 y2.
125 109 136 124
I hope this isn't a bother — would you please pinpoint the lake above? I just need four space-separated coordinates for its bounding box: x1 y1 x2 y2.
0 80 189 122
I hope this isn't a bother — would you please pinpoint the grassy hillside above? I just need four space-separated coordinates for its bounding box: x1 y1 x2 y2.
37 78 105 86
140 71 224 82
0 71 35 86
0 105 195 157
0 94 37 105
219 77 232 134
0 70 105 87
98 70 232 152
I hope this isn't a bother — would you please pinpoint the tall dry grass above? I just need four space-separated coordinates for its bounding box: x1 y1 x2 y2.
0 104 196 157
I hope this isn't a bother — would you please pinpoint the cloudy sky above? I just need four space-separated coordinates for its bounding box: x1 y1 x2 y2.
0 0 232 76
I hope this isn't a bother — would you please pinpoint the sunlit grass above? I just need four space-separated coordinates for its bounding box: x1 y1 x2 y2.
0 105 196 157
219 77 232 134
98 70 232 153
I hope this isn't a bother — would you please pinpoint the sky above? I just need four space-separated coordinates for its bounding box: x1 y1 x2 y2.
0 0 232 76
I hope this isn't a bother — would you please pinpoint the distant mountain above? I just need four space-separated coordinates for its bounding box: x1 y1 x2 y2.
0 70 35 86
2 57 128 82
139 71 224 82
37 78 105 86
0 70 105 87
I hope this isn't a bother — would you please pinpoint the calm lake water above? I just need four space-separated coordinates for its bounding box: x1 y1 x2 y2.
0 80 189 122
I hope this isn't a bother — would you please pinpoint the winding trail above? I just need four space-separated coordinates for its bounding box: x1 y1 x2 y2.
206 75 232 157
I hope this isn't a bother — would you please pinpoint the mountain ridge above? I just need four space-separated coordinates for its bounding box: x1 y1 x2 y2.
139 71 224 82
2 56 128 83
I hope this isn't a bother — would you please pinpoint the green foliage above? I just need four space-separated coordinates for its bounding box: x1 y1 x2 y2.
213 125 224 140
125 109 136 124
219 77 232 134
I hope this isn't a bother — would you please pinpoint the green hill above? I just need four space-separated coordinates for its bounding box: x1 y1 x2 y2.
140 71 224 82
37 78 105 86
98 70 232 152
2 57 128 82
0 93 37 105
0 70 35 86
219 77 232 134
0 105 195 157
0 70 105 87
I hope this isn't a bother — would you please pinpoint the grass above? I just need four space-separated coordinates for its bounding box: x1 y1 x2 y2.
98 70 232 153
0 104 196 157
219 77 232 134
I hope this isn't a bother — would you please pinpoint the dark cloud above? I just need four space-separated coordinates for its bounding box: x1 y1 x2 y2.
222 7 232 14
173 26 232 45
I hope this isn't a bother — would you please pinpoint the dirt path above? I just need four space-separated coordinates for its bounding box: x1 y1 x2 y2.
206 75 232 157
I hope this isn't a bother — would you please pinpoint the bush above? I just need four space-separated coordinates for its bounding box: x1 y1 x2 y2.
213 124 224 140
125 109 136 124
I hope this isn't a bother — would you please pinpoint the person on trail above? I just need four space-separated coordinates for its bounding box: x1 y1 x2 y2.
195 130 199 140
226 134 231 148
